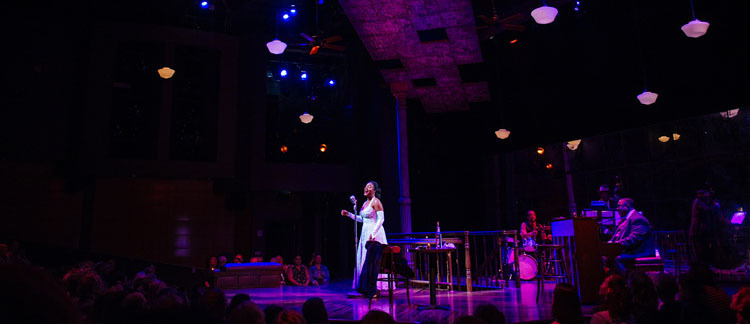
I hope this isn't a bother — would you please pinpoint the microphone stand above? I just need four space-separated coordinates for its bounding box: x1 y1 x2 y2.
353 202 358 250
347 200 361 297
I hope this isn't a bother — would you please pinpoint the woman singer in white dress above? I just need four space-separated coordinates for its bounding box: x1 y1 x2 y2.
341 181 387 289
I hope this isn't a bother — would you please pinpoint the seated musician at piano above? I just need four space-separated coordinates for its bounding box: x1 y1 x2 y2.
521 210 551 245
607 198 655 274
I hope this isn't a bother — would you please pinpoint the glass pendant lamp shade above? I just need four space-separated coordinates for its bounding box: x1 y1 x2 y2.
495 128 511 139
299 112 314 124
637 90 659 105
266 39 287 54
531 5 558 24
681 19 709 38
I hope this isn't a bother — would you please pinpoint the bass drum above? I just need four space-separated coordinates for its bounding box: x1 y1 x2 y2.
513 254 538 280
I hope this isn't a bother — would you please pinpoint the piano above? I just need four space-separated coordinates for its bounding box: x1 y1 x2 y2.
551 217 623 304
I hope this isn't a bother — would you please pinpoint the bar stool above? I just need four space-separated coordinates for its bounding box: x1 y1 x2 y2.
536 244 568 302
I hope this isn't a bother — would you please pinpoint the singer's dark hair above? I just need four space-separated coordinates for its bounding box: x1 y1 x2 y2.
368 181 382 199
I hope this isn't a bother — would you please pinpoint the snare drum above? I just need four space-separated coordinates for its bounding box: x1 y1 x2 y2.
522 237 537 252
517 254 538 280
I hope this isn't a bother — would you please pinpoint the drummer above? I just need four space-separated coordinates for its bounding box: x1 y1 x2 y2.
520 210 551 245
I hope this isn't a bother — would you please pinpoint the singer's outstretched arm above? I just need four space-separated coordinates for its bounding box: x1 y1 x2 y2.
341 210 363 222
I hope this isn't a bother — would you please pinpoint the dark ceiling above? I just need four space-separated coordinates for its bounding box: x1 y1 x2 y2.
8 0 749 153
277 0 750 149
470 0 749 148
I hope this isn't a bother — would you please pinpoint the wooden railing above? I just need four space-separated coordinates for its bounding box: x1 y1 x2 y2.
387 230 521 291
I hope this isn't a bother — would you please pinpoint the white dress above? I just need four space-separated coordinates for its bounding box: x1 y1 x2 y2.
347 198 387 289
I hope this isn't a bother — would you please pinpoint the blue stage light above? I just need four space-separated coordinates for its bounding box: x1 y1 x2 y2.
327 79 335 86
280 69 288 77
318 0 324 4
300 72 308 80
282 13 290 20
200 1 209 8
290 7 297 15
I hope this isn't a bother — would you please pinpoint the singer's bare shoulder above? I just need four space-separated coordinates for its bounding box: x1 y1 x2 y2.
371 197 384 211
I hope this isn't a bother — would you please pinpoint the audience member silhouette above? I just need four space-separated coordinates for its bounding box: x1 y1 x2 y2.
731 287 750 324
302 297 328 324
218 256 228 271
628 271 658 324
0 263 80 324
551 283 584 324
591 274 635 324
654 273 683 324
229 293 252 316
229 301 265 324
474 303 506 324
264 305 285 324
361 310 397 324
276 309 307 324
678 263 733 324
196 287 228 324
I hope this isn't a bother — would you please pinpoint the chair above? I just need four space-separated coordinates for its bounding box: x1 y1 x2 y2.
370 245 411 309
535 244 568 302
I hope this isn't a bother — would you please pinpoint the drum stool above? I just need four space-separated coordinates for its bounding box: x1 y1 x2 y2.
535 244 568 302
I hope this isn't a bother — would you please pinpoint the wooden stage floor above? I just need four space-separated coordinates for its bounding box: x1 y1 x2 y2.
225 279 572 323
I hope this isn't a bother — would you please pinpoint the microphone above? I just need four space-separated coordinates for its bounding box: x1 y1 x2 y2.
349 195 356 205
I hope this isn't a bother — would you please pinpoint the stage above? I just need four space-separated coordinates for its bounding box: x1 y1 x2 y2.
224 279 577 323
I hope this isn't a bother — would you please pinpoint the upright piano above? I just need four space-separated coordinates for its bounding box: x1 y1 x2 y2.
551 217 622 304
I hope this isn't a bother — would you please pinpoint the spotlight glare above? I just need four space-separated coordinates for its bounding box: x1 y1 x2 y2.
320 144 327 152
300 72 307 80
318 0 324 4
280 69 288 77
280 146 288 153
509 39 518 44
537 147 544 155
546 163 553 169
200 1 208 8
290 8 297 15
282 13 290 20
327 79 335 86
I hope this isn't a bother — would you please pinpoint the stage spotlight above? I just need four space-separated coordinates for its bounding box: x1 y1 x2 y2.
509 39 518 44
200 1 209 9
300 72 308 80
280 146 288 153
318 0 324 4
282 13 290 20
537 147 544 155
546 163 553 169
327 79 335 86
280 69 288 77
290 5 297 15
319 144 327 152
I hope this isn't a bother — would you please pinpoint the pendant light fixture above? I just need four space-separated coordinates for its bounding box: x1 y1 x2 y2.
632 1 658 106
531 0 558 25
267 9 287 54
494 128 510 139
681 0 709 38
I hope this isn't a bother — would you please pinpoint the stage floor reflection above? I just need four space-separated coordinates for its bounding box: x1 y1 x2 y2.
225 279 568 323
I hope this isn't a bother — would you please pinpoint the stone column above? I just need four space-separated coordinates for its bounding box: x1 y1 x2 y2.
391 82 412 235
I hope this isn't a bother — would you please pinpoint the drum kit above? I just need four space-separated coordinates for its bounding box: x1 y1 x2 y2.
503 237 538 280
